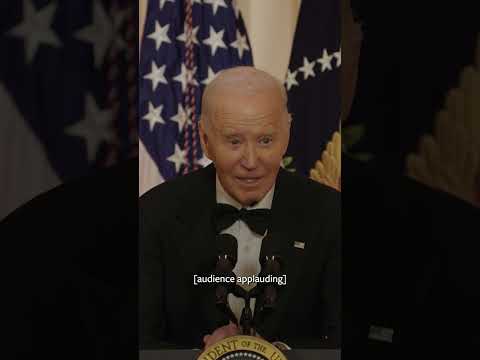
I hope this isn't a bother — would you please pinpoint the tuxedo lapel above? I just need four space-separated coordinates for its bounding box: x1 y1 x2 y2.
171 165 231 339
174 164 217 266
255 169 308 340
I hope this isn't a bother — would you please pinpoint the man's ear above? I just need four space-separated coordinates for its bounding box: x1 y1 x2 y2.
282 113 292 156
287 113 292 128
199 118 212 160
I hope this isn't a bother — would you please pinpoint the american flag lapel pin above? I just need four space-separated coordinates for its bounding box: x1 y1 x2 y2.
294 241 305 249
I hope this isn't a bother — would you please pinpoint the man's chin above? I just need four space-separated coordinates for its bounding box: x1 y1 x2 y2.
234 190 268 207
224 178 273 206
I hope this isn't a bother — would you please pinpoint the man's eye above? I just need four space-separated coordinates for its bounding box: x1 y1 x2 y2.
259 137 272 145
229 139 241 145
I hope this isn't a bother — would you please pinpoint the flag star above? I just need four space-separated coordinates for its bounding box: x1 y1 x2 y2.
75 1 121 68
144 61 168 91
173 64 198 93
187 68 199 87
201 66 217 86
317 49 334 72
159 0 175 10
109 3 128 51
167 144 187 173
285 69 299 91
147 21 171 50
106 2 132 50
230 30 250 59
170 104 189 131
7 0 61 64
173 64 188 93
176 24 199 45
143 102 165 131
204 0 228 15
298 56 316 80
65 94 115 163
333 49 341 67
203 26 227 56
196 153 212 167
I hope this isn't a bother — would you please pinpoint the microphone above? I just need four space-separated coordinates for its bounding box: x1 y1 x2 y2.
213 233 238 325
259 254 283 309
214 233 237 271
215 233 256 335
253 233 284 328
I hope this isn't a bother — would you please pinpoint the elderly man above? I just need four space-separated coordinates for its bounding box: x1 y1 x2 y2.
139 66 340 349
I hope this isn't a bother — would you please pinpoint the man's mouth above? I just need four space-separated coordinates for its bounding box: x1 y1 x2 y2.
235 176 262 185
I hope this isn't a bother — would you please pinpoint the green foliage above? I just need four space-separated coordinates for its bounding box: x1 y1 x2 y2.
281 156 296 172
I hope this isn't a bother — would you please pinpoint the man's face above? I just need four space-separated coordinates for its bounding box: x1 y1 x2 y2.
200 90 290 206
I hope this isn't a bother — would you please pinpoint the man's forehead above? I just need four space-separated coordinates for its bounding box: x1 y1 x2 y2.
202 66 287 116
211 101 284 129
218 121 278 134
217 93 283 113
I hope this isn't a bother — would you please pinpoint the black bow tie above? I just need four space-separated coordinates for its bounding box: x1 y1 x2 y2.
214 203 271 236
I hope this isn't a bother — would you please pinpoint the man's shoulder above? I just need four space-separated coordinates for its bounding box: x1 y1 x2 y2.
278 170 340 246
280 168 340 205
277 169 340 225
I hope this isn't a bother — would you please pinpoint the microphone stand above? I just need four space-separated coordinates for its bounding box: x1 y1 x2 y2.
217 283 259 336
226 254 283 335
240 293 255 336
216 279 257 336
212 234 282 336
233 283 274 336
215 285 238 326
213 253 239 326
252 255 282 332
232 285 256 336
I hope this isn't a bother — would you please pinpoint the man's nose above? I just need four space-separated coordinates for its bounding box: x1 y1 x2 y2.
240 143 258 169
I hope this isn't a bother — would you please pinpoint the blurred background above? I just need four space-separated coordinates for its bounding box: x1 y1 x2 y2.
0 0 138 220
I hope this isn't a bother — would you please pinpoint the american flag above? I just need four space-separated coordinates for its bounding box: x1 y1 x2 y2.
139 0 253 194
283 0 341 176
0 0 137 219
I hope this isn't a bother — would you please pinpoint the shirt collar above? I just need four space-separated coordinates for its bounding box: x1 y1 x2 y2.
216 175 275 210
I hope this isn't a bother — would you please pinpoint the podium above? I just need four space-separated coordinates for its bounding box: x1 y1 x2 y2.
140 349 341 360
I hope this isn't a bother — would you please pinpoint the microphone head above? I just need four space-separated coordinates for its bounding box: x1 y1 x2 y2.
259 232 282 268
263 255 282 272
216 233 238 266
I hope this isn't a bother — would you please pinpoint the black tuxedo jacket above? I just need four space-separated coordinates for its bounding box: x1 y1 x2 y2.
140 164 341 349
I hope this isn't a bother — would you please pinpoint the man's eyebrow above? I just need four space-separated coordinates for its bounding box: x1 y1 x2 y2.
259 126 277 134
220 131 241 138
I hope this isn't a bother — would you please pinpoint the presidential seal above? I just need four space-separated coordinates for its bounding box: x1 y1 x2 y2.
197 335 287 360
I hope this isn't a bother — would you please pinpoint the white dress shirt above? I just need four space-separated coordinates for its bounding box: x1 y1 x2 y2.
215 176 275 324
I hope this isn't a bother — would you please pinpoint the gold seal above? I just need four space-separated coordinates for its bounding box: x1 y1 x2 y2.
197 335 288 360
